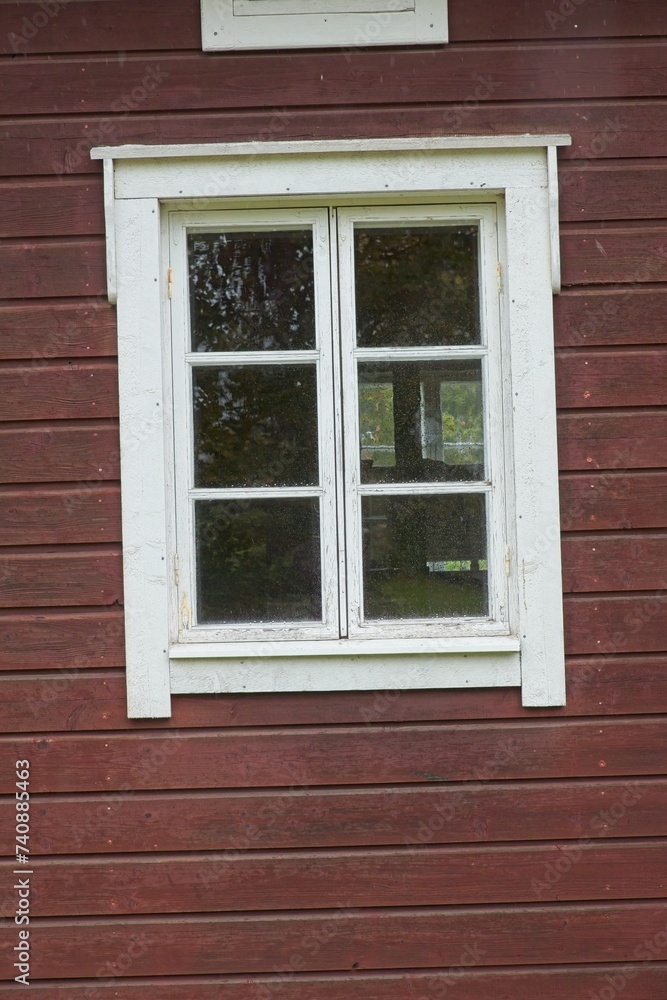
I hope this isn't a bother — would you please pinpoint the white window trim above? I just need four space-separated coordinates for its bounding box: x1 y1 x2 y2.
92 135 570 718
200 0 447 51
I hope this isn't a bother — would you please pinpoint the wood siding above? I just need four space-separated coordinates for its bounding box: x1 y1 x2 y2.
1 0 666 995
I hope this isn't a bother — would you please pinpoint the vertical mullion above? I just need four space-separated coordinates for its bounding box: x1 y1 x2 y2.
312 209 341 636
328 207 348 638
336 208 364 633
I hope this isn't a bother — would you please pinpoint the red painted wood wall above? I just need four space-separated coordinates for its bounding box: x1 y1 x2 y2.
1 0 667 995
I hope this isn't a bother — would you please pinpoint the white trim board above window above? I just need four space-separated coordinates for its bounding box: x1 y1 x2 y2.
92 135 571 718
200 0 448 50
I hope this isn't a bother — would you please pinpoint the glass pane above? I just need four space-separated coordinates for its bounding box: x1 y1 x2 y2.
354 225 480 347
193 365 318 488
189 230 315 352
195 498 322 624
358 360 484 483
361 493 488 620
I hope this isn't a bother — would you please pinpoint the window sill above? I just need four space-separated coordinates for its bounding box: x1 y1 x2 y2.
169 637 521 694
170 635 519 659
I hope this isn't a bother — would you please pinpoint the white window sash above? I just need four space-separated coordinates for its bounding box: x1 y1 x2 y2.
169 208 340 643
336 204 510 640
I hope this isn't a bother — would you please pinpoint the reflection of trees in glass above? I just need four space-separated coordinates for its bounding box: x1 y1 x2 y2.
362 493 488 620
441 380 484 466
354 226 480 348
188 231 315 352
196 499 321 624
359 383 395 467
358 363 484 480
193 365 319 488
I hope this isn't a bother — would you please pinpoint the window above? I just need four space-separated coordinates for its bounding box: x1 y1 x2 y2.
92 136 569 717
173 204 507 644
200 0 448 51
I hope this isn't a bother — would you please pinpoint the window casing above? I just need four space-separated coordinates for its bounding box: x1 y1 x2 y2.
92 137 569 717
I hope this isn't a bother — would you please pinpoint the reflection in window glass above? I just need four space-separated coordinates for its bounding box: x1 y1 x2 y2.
358 360 485 483
188 230 315 352
440 379 485 467
193 365 319 488
195 498 322 624
354 225 480 348
359 382 395 469
362 493 488 620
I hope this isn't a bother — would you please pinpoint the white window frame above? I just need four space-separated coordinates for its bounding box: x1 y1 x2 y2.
92 136 570 718
173 203 507 648
200 0 447 51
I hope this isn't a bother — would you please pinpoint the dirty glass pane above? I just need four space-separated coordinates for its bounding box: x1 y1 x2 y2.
354 225 480 347
358 360 484 483
193 365 318 488
189 230 315 352
195 498 322 624
361 493 488 620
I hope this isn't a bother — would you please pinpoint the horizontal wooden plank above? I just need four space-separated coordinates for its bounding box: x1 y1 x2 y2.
0 0 201 55
559 472 667 531
452 0 667 41
0 100 656 181
554 287 667 347
565 594 667 656
4 42 667 119
7 778 664 855
1 966 667 1000
562 534 667 593
0 361 117 422
2 0 663 56
561 226 667 286
1 903 665 978
557 410 667 470
0 178 103 238
0 546 122 608
4 841 665 917
0 485 120 545
3 718 667 793
0 609 124 671
0 422 119 483
556 348 667 408
0 240 106 300
1 655 666 729
560 160 667 222
0 301 116 360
